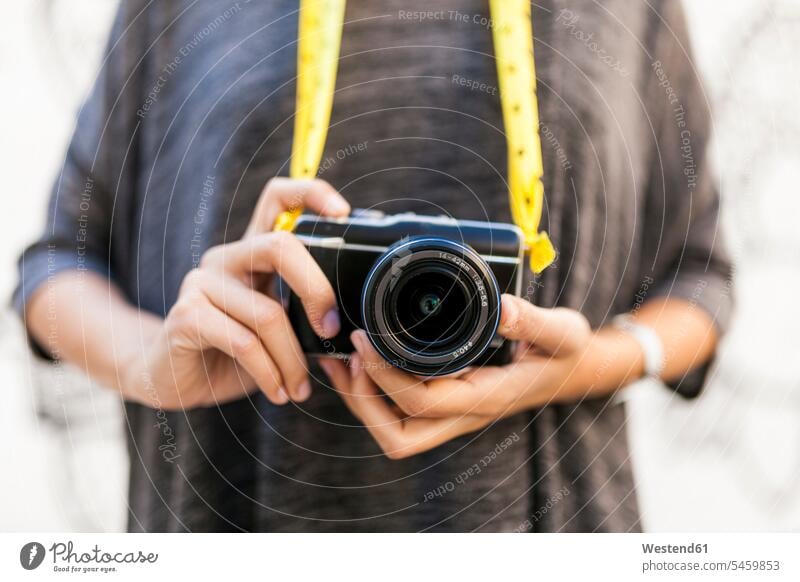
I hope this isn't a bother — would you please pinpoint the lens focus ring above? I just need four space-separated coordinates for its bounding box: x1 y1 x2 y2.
361 237 502 376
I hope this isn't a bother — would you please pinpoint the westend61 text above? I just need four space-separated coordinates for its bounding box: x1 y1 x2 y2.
642 543 708 554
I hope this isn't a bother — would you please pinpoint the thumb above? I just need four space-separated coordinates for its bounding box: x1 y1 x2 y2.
498 294 591 356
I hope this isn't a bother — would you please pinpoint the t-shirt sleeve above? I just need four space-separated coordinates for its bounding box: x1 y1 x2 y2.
11 2 145 359
640 0 735 397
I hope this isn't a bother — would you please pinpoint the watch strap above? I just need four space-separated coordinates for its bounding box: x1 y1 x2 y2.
612 315 664 379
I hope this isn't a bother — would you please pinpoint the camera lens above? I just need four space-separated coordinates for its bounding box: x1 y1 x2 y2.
392 267 473 347
361 237 501 376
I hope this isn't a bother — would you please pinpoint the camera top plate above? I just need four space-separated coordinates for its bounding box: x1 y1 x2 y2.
292 211 524 260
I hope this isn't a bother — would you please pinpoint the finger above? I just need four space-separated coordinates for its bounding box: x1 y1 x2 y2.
169 293 289 405
498 294 591 356
349 330 432 414
246 177 350 236
192 269 311 402
338 354 400 426
343 357 488 459
350 330 490 417
340 354 418 457
318 357 350 393
379 415 487 460
352 328 531 417
201 232 340 338
321 355 405 419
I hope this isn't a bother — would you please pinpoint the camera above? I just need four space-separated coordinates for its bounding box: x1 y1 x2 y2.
285 210 524 376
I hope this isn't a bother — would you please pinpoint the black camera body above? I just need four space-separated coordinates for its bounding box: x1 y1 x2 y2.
285 211 524 376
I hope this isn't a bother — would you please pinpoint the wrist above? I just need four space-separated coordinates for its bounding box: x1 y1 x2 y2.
515 327 644 409
558 327 645 400
593 326 646 388
115 310 163 402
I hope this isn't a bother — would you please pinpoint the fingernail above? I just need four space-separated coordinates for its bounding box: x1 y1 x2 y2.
502 297 517 328
321 309 340 338
295 380 312 402
350 330 363 352
331 198 350 214
349 354 360 379
275 387 290 405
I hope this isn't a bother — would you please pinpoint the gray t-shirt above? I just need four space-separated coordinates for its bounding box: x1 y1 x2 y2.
14 0 732 531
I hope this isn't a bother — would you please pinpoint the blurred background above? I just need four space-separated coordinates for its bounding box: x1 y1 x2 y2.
1 0 798 532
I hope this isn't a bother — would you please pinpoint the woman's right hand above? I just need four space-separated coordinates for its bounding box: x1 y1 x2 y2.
122 178 350 410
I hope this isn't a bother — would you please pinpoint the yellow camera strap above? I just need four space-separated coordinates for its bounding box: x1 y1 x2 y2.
489 0 555 273
276 0 556 274
273 0 347 231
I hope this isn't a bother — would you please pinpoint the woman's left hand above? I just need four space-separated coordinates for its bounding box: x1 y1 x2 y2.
320 294 593 459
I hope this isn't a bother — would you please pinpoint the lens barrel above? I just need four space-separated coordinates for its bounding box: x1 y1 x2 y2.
361 237 502 376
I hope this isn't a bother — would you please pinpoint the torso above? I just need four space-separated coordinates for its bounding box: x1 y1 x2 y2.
122 0 649 531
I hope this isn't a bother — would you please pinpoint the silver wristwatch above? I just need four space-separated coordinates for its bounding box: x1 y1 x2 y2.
612 314 664 379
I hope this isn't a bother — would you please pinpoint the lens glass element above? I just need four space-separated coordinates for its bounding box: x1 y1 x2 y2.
392 266 475 350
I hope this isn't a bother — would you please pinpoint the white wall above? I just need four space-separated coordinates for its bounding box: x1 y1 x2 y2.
1 0 798 532
0 0 126 531
629 0 800 531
